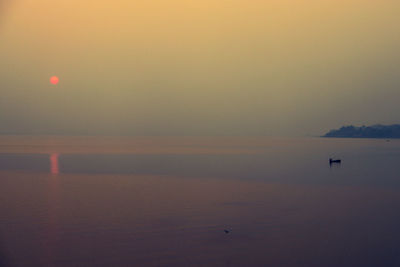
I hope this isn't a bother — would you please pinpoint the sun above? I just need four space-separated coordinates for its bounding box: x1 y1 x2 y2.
50 76 59 85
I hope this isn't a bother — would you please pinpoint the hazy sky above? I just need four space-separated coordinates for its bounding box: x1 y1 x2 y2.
1 0 400 136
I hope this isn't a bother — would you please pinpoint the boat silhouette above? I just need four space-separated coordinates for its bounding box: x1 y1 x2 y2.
329 158 341 164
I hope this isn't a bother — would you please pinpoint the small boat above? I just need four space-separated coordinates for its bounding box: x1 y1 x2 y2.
329 158 341 164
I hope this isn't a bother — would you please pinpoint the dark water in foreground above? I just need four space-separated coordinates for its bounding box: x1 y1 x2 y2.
0 136 400 266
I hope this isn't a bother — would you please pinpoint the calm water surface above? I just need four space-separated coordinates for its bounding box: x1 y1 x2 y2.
0 136 400 266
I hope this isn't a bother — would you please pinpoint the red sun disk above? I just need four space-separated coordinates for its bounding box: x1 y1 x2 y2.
50 76 59 85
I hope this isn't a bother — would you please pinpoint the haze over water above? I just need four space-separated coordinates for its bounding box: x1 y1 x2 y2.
1 1 400 266
1 136 400 266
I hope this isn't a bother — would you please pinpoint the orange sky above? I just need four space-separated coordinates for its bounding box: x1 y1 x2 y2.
0 0 399 135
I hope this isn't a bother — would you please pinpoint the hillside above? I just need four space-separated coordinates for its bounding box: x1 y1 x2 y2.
324 124 400 138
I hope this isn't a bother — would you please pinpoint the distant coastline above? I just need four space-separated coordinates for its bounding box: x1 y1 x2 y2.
323 124 400 138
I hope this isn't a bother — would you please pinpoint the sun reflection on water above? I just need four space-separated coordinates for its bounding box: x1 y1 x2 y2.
50 153 59 175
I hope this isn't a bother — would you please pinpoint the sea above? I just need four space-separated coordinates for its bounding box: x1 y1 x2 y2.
0 136 399 266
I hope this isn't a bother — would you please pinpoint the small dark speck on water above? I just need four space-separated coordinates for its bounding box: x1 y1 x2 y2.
224 229 231 234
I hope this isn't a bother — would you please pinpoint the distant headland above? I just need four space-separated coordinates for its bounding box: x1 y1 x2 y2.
323 124 400 138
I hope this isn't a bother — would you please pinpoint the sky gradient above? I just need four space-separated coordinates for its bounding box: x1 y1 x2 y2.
1 0 400 136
